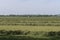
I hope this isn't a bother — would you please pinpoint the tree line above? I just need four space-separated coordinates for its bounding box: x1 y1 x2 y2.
0 15 58 17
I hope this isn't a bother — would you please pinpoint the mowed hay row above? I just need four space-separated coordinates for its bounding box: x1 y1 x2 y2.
0 26 60 32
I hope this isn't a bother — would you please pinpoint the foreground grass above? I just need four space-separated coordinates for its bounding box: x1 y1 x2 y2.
0 36 60 40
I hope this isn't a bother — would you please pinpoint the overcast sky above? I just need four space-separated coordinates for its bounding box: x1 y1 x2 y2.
0 0 60 15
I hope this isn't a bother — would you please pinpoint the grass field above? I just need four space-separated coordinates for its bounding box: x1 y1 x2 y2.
0 16 60 32
0 16 60 26
0 16 60 40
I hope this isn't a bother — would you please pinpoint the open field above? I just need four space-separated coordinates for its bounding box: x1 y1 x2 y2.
0 16 60 40
0 16 60 32
0 16 60 26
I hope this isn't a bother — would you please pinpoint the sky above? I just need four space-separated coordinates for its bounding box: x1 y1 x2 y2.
0 0 60 15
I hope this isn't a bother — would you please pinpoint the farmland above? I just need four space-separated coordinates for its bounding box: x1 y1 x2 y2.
0 15 60 40
0 16 60 26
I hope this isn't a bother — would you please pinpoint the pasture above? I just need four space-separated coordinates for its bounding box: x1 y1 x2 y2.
0 16 60 31
0 16 60 26
0 16 60 40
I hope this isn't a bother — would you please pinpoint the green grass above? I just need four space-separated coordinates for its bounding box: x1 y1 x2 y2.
0 16 60 40
0 16 60 26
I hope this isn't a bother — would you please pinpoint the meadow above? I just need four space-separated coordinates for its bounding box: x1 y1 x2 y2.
0 15 60 40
